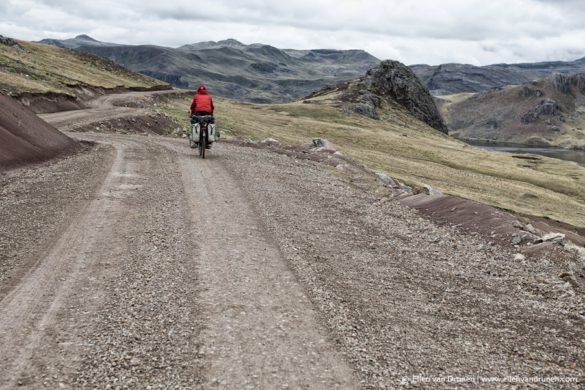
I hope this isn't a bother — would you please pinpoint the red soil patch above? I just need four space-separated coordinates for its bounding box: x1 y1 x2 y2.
399 194 520 244
399 193 585 261
0 94 80 171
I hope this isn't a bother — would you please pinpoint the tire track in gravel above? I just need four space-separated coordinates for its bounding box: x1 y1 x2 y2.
69 135 205 388
172 142 358 389
0 137 141 388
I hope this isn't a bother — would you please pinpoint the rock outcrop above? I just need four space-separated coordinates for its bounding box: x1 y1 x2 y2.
0 35 24 51
341 60 448 133
521 99 563 123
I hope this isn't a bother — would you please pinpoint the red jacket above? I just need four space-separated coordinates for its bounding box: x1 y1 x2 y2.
190 88 214 114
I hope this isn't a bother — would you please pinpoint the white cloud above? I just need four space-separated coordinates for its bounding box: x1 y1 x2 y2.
1 0 585 65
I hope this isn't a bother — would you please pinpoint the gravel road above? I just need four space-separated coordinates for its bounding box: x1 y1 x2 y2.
0 94 583 388
0 134 356 389
38 90 178 131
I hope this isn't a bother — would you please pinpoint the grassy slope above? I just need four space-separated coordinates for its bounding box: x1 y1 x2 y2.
162 93 585 227
0 39 165 96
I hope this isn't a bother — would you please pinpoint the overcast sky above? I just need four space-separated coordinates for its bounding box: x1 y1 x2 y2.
1 0 585 65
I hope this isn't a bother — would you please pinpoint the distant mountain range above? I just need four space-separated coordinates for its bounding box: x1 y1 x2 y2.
39 35 380 103
411 58 585 96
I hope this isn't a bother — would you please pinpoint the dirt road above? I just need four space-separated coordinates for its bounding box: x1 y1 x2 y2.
0 94 583 388
37 90 179 131
0 131 356 388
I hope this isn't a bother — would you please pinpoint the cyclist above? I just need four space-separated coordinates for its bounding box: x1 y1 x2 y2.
190 85 214 116
189 86 216 149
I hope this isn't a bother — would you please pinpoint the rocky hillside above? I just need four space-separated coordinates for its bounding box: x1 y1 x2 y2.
39 36 380 103
442 73 585 148
307 60 447 133
412 57 585 95
0 35 167 98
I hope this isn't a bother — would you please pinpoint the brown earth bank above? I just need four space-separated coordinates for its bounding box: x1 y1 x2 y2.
16 84 173 114
0 94 80 171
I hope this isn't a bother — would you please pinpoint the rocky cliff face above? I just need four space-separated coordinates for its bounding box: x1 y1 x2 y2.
341 60 448 133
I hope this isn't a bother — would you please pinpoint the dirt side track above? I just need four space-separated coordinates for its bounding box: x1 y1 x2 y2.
0 95 583 388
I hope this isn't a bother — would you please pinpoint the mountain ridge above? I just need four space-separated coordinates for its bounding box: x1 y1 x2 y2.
412 57 585 95
38 35 380 103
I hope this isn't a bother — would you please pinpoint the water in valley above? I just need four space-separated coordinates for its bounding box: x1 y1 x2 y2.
470 144 585 166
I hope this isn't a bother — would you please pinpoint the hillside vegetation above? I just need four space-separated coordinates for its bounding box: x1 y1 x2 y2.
0 36 166 96
161 91 585 227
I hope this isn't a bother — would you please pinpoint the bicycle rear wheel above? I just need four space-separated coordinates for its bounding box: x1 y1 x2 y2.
199 130 206 159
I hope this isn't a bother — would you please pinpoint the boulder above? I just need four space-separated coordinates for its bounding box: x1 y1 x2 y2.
412 184 442 196
514 254 526 261
312 138 338 152
375 172 397 188
525 224 537 235
511 235 523 246
260 138 280 146
540 232 566 243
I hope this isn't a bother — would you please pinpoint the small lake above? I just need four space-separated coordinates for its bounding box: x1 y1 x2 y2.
469 143 585 166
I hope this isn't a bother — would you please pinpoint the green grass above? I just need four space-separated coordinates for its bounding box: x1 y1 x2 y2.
0 39 165 96
151 94 585 228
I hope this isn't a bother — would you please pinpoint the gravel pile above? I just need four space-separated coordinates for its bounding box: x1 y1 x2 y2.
222 144 584 388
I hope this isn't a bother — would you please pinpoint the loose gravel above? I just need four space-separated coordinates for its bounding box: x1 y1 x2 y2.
221 143 585 389
0 143 112 299
71 138 205 388
1 135 583 389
